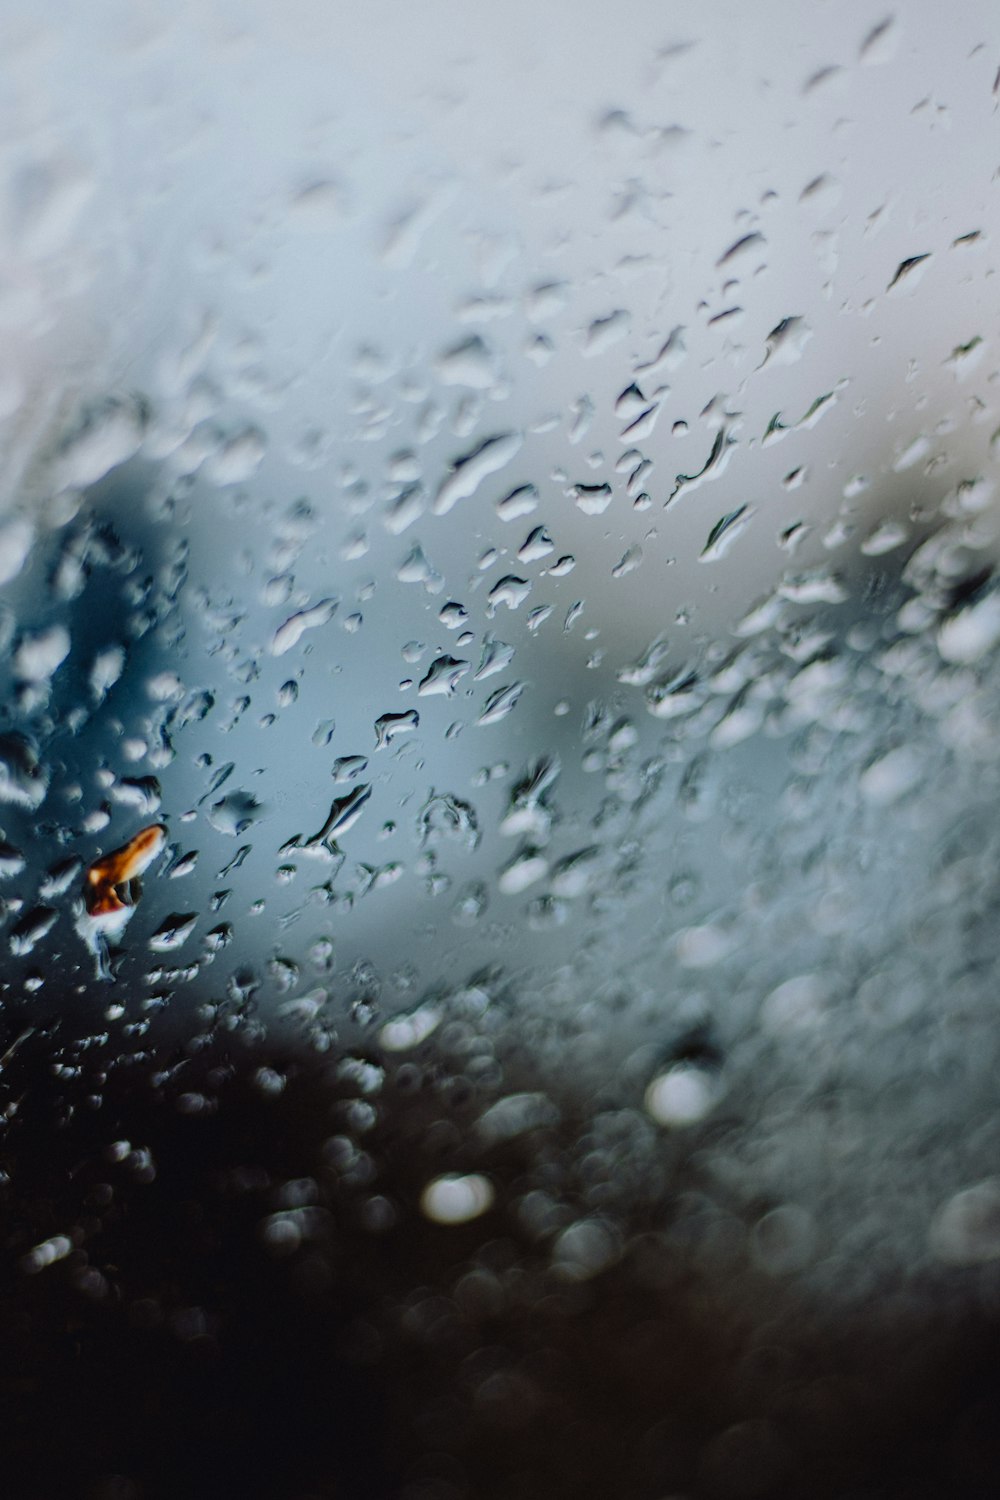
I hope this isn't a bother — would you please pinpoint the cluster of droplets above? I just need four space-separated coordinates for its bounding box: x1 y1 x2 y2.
3 13 1000 1484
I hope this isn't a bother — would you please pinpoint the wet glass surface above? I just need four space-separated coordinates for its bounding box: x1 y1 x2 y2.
4 4 1000 1497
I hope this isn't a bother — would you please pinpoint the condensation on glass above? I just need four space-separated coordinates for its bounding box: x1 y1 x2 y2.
3 4 1000 1496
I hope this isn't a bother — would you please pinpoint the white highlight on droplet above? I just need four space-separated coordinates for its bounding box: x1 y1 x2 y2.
420 1173 494 1225
937 595 1000 665
379 1004 442 1052
644 1064 722 1126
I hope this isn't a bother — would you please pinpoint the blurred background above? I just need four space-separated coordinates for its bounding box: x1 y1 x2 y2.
3 2 1000 1496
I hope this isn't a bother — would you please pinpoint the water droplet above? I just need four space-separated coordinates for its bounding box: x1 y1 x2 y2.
477 682 525 725
674 923 733 969
859 747 922 806
381 184 457 269
759 973 830 1034
517 527 554 563
435 335 497 389
418 655 470 697
420 1173 494 1225
203 426 266 485
438 601 469 630
396 543 443 593
496 485 539 521
374 710 419 749
551 1218 621 1280
937 594 1000 664
0 518 34 585
762 315 812 366
433 433 522 516
287 177 345 226
383 483 425 535
778 568 848 604
207 792 263 835
165 847 199 880
54 397 146 492
149 913 198 952
294 784 372 857
0 841 26 880
88 645 126 705
700 506 752 562
798 173 842 215
475 636 515 680
645 1063 723 1126
568 394 594 444
379 1004 442 1051
498 848 548 895
887 253 931 294
10 906 58 956
21 1234 74 1275
0 733 48 809
418 791 479 849
452 881 488 925
646 669 704 720
666 426 735 507
584 310 629 356
487 575 531 613
709 693 764 749
525 281 568 320
861 519 908 555
717 230 766 266
945 335 984 376
611 544 643 578
204 924 232 953
549 847 601 897
572 482 613 516
13 625 70 684
859 14 898 66
476 1092 559 1144
332 755 368 783
270 598 338 656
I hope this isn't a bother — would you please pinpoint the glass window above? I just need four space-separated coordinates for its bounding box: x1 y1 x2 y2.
3 5 1000 1497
